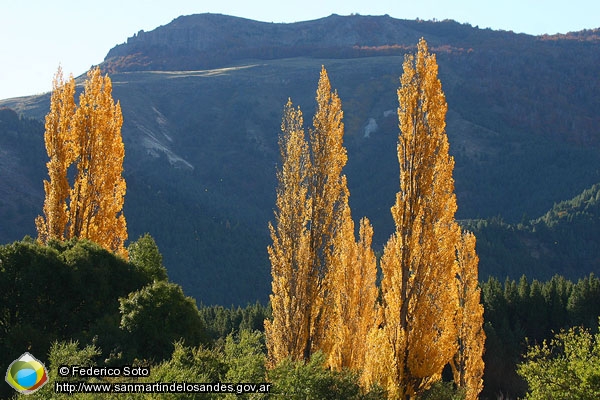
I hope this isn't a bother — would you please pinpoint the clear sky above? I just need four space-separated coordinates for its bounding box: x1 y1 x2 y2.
1 0 598 100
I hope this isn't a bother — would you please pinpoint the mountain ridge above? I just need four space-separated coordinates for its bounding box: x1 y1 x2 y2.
102 13 535 72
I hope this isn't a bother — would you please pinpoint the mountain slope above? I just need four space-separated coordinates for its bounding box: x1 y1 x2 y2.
0 109 45 241
466 183 600 280
1 14 600 304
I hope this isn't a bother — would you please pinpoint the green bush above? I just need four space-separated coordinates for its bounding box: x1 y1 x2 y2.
119 281 207 361
518 319 600 399
268 351 364 399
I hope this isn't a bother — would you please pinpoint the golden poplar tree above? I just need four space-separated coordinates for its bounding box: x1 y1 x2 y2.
452 231 485 400
265 99 312 365
304 66 348 360
326 207 378 372
68 67 127 256
36 66 128 257
364 38 460 399
36 67 76 243
266 67 353 365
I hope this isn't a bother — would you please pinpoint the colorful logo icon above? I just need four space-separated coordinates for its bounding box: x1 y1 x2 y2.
5 352 49 394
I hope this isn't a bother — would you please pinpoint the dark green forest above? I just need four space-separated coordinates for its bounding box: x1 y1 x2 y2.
466 182 600 281
1 235 600 398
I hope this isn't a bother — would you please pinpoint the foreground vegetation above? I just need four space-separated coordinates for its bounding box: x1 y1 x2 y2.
1 236 599 398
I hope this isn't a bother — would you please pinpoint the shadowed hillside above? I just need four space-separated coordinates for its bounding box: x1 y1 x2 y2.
1 14 599 305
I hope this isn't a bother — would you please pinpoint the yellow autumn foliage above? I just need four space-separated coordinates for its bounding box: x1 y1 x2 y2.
36 66 127 258
363 38 461 399
453 231 486 400
265 99 312 365
267 67 378 368
268 44 485 400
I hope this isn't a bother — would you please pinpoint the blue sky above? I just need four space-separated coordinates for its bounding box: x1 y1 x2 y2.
1 0 598 100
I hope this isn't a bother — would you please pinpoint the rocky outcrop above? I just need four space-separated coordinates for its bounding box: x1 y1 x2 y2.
103 13 456 72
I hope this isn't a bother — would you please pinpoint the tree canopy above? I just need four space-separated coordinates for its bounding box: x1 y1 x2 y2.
36 66 127 257
518 320 600 399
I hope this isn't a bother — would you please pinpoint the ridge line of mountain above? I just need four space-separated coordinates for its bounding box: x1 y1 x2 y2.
102 13 600 74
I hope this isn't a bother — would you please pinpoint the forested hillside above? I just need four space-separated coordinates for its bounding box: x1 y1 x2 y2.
2 237 599 398
466 183 600 281
1 14 599 306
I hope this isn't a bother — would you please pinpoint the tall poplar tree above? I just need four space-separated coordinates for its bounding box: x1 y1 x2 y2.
364 38 461 399
36 66 128 257
265 99 312 365
452 231 485 400
304 66 348 360
36 67 76 243
266 67 355 365
326 208 378 372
